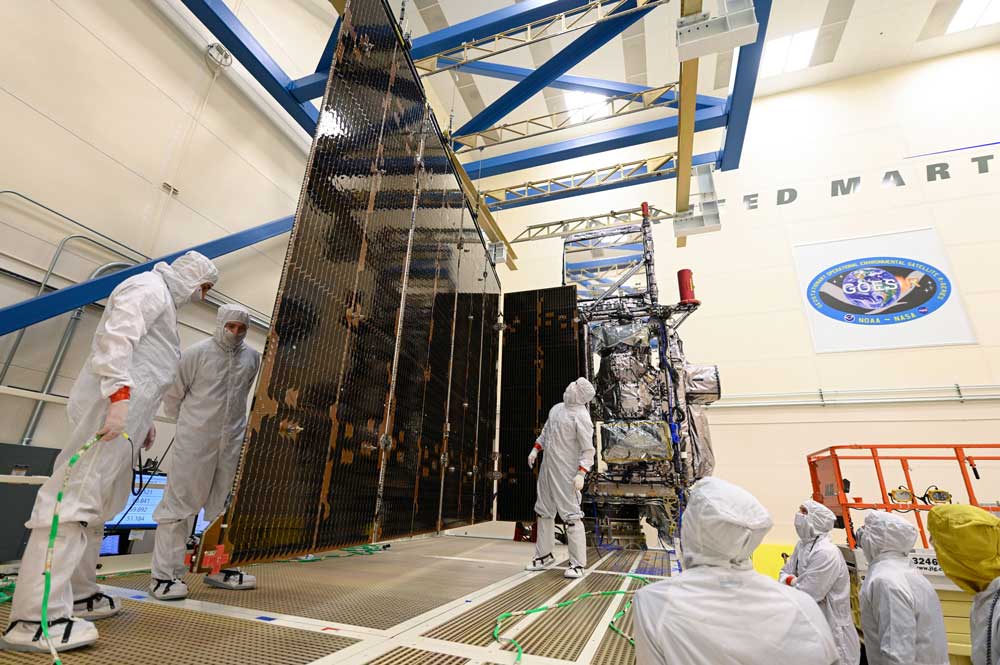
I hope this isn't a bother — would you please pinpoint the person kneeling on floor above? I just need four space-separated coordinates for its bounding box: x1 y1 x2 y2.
149 304 261 600
525 377 596 579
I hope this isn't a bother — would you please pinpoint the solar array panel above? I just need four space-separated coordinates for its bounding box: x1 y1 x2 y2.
200 0 501 567
496 286 586 522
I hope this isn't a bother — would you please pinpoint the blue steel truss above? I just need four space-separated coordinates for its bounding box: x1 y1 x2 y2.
1 0 769 335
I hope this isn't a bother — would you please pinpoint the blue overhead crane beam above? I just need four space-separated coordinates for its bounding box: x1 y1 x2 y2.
486 151 719 211
462 105 727 179
409 0 594 60
0 216 293 337
718 0 771 171
450 61 726 109
180 0 317 134
455 0 653 137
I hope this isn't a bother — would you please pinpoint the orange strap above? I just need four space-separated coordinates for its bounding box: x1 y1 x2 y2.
109 386 131 403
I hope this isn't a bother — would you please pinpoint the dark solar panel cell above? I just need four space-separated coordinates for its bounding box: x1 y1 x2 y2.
204 0 500 567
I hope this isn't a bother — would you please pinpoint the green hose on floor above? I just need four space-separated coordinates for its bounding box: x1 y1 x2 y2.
492 573 651 663
0 580 15 604
40 433 125 665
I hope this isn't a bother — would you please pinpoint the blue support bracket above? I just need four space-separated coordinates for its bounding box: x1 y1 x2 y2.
451 61 726 109
462 105 727 179
455 0 654 137
485 151 719 211
316 17 342 74
409 0 594 61
718 0 771 171
0 216 293 337
180 0 317 135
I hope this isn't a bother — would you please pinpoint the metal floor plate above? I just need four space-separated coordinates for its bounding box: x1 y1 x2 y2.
504 572 623 661
0 599 355 665
423 569 570 646
591 579 643 665
635 549 672 576
363 647 467 664
102 539 520 630
595 550 641 573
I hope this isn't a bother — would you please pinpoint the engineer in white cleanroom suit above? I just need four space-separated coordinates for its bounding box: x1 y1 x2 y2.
149 304 261 600
927 505 1000 665
1 251 219 653
857 511 949 665
525 377 596 579
779 500 861 665
632 477 840 665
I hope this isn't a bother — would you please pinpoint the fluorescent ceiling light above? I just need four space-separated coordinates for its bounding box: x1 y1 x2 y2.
759 34 790 77
979 0 1000 25
759 28 819 78
946 0 1000 33
785 28 819 72
566 91 608 123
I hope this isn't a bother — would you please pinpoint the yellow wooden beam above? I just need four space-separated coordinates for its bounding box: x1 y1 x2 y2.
447 146 519 270
674 0 703 235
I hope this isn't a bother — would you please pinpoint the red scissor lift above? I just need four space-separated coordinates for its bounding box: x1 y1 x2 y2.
808 444 1000 549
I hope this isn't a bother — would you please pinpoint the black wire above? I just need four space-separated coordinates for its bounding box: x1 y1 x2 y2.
110 436 175 531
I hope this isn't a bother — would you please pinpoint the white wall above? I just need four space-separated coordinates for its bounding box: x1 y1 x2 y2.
0 0 335 464
490 45 1000 543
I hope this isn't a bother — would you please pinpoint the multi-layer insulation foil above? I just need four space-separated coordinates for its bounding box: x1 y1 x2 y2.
199 0 500 568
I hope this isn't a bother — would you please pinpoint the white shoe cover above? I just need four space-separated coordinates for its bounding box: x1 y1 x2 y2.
73 592 121 620
205 569 256 590
149 578 189 600
525 553 556 571
564 565 585 579
1 618 98 652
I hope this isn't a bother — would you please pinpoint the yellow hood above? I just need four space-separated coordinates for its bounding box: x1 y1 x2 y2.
927 504 1000 594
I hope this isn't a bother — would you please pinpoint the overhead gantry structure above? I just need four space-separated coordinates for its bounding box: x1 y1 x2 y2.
0 0 770 337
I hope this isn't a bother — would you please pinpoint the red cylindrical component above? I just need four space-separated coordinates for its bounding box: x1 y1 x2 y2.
641 201 650 218
678 269 700 305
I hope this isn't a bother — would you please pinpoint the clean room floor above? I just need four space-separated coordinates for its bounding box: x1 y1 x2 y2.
0 531 672 664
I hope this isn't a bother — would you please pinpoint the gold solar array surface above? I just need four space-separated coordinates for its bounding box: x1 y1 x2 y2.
423 569 570 646
503 571 623 661
101 539 517 630
363 647 467 664
0 600 355 665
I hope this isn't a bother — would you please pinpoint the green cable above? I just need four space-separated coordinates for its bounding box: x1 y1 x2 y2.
0 580 15 604
491 572 655 663
40 434 118 665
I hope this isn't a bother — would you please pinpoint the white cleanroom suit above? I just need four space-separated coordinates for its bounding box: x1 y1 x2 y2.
633 477 839 665
526 378 595 578
780 500 861 665
1 251 218 653
858 511 948 665
927 504 1000 665
150 304 260 598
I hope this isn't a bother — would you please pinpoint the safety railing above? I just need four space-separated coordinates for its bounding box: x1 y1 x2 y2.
808 443 1000 549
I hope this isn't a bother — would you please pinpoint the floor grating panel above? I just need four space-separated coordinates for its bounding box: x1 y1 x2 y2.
595 550 641 573
363 647 467 664
503 572 623 661
424 569 569 646
635 549 673 577
0 599 355 665
101 539 523 630
591 578 643 665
